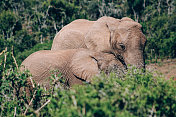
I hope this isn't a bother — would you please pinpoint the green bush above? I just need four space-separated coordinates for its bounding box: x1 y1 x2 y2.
0 68 29 116
0 67 55 116
40 68 176 117
1 50 176 117
1 66 176 116
1 49 176 116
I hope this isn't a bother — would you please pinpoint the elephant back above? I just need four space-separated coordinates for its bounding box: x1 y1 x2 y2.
51 30 87 50
51 19 95 51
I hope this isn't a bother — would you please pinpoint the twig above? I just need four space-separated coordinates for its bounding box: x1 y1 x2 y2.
149 104 156 117
0 49 4 65
11 46 19 70
14 107 16 117
71 95 77 107
23 90 37 116
30 77 35 88
0 49 5 56
3 47 7 69
35 99 51 114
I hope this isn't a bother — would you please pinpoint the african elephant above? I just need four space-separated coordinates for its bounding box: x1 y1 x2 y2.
51 16 146 69
21 49 124 89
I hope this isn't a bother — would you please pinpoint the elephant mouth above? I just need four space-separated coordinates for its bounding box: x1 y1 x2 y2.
115 54 127 69
103 50 127 70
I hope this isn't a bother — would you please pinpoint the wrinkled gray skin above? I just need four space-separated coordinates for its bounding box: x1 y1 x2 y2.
51 16 146 69
21 49 124 90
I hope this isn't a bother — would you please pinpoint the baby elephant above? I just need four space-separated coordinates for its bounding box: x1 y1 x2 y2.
21 49 124 89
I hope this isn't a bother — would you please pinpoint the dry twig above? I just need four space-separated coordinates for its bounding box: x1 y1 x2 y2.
23 90 37 116
3 47 7 69
30 77 35 88
11 46 19 70
14 107 16 117
35 99 51 114
0 49 5 56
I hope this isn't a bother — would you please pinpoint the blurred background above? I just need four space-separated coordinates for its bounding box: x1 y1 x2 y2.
0 0 175 70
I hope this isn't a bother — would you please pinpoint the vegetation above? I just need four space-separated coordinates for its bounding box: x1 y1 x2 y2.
0 59 176 116
0 0 176 116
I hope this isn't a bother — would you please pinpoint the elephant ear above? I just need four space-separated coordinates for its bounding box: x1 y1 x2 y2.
85 16 120 53
70 49 100 82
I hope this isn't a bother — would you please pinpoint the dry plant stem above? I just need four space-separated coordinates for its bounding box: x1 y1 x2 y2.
0 49 5 66
23 90 37 116
35 99 51 114
71 95 77 107
1 47 7 79
11 46 19 70
14 107 16 117
0 49 5 56
4 47 7 69
30 77 35 88
149 104 156 117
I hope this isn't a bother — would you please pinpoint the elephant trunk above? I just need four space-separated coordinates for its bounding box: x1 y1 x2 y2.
124 50 145 69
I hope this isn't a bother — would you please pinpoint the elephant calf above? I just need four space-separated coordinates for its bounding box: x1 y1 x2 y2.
21 49 124 89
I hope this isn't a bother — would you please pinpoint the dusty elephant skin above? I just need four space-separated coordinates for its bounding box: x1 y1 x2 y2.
21 49 124 90
51 16 146 69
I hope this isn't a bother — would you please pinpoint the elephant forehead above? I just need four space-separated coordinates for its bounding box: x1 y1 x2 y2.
118 21 142 29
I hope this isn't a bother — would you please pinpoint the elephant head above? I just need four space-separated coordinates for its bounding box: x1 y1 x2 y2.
70 50 125 83
85 16 146 69
21 49 125 89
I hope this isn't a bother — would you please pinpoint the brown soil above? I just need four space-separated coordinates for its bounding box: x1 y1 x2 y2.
146 59 176 80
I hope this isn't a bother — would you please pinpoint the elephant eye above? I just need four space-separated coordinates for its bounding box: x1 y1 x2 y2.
119 43 125 50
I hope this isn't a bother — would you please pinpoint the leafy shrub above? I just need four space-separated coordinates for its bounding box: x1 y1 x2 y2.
0 68 29 116
1 58 176 117
0 67 56 116
1 48 176 117
1 50 176 116
41 68 176 117
0 49 54 116
143 14 176 59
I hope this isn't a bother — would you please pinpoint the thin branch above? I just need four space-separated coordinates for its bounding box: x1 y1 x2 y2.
3 47 7 69
14 107 16 117
0 49 6 56
30 77 35 88
23 90 37 116
11 46 19 70
35 99 51 114
71 95 77 107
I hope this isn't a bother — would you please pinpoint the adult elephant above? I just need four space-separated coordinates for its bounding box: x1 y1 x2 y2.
51 16 146 69
21 49 124 89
